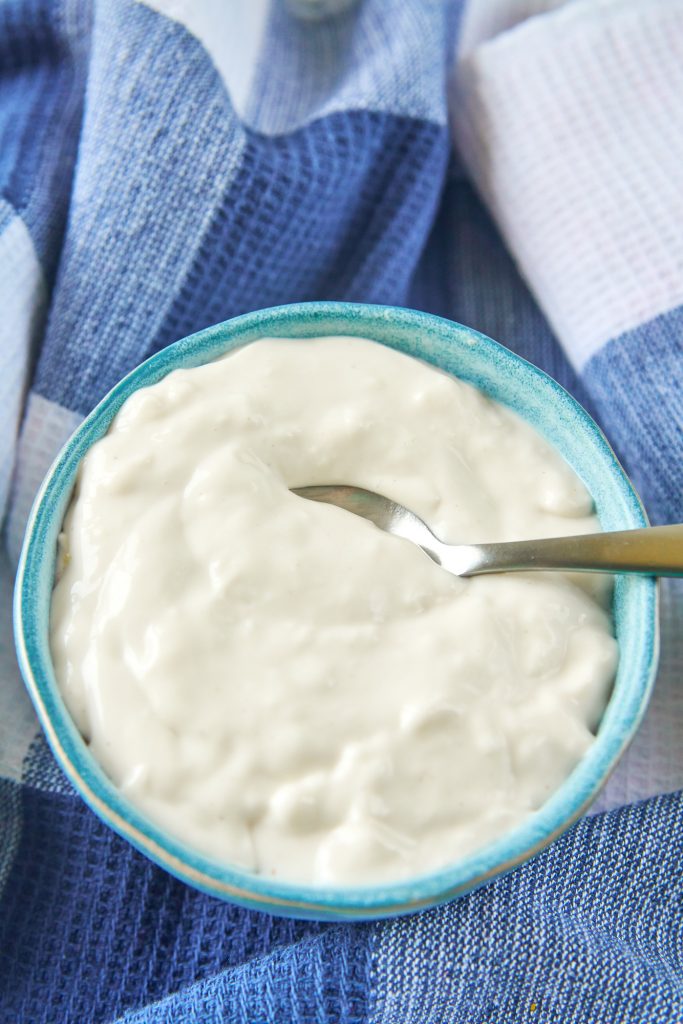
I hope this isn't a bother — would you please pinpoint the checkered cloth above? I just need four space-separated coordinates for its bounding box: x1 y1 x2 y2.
1 1 681 1020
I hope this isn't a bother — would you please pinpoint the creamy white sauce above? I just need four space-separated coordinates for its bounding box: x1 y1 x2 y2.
51 337 617 885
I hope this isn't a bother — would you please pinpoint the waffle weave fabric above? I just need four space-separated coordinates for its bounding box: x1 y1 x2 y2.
0 1 682 1021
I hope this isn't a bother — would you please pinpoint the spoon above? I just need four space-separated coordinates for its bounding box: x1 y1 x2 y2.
293 485 683 578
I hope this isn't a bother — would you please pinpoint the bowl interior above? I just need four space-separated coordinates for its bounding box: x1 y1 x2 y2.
14 302 658 920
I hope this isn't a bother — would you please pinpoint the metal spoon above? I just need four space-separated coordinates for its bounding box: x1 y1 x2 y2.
293 485 683 578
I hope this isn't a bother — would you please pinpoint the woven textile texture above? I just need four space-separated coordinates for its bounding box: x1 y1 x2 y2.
1 0 682 1021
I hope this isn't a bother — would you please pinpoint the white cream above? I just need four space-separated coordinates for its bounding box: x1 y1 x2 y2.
51 337 617 885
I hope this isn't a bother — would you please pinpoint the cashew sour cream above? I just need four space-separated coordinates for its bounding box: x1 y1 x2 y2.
51 337 617 885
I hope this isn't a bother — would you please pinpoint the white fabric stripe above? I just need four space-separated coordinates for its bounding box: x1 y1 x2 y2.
458 0 569 57
453 0 683 368
6 393 83 567
0 211 47 522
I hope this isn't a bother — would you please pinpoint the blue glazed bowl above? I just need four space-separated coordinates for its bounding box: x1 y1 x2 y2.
14 302 658 920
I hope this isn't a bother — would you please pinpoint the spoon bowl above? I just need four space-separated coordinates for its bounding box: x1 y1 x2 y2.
294 485 683 578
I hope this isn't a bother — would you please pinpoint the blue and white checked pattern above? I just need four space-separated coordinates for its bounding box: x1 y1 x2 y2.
1 0 682 1021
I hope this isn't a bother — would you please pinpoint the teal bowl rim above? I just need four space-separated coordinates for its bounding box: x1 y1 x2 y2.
14 301 659 920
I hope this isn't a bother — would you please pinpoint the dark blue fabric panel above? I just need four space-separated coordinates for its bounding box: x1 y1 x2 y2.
372 790 683 1024
115 928 368 1023
152 110 449 356
0 782 372 1024
0 0 90 278
585 307 683 524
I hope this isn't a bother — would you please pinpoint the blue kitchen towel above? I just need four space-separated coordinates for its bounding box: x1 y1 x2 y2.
1 0 682 1021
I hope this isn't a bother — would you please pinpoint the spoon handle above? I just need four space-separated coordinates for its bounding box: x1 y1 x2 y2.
459 524 683 577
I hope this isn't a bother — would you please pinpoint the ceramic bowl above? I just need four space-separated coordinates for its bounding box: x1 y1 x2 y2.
14 302 658 920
